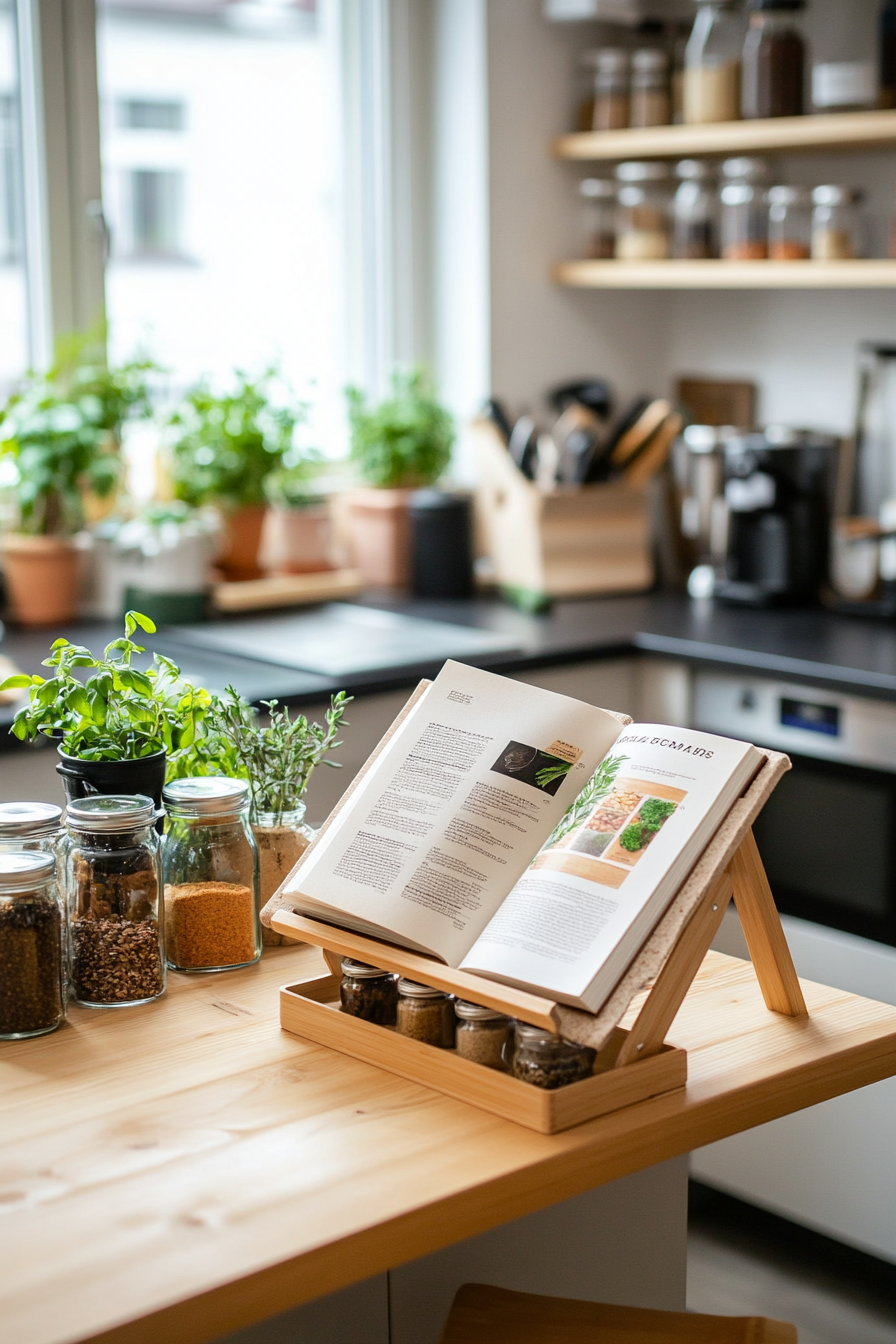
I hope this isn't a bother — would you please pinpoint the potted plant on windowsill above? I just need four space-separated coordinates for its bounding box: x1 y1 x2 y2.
261 452 333 574
167 368 302 581
344 366 454 587
205 686 351 945
0 611 213 809
0 341 153 626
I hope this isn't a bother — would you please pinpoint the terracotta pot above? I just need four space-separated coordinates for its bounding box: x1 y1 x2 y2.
344 488 412 587
218 505 268 580
262 505 333 574
1 534 82 626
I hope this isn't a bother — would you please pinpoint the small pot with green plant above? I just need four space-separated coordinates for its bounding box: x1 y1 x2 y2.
0 611 214 810
344 366 454 587
206 686 351 944
0 338 153 625
167 367 302 581
262 450 333 574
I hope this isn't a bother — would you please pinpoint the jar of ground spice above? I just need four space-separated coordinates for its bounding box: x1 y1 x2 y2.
454 1001 511 1071
0 852 65 1038
396 979 455 1048
0 802 63 854
340 959 398 1025
510 1024 596 1089
62 795 165 1008
162 777 260 973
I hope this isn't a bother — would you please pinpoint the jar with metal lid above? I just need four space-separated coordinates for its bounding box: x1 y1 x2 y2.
672 159 717 258
0 852 65 1038
455 1000 511 1070
509 1024 596 1090
767 184 811 260
615 162 671 261
630 49 670 128
811 185 863 261
592 48 630 131
0 802 62 853
63 795 165 1008
340 958 398 1025
579 178 616 259
720 157 768 259
162 777 260 973
396 979 455 1048
684 0 744 125
742 0 806 120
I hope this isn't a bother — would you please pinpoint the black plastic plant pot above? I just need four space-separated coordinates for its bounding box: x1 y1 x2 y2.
56 748 167 827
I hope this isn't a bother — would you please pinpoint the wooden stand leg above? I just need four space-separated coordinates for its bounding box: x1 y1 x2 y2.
322 949 343 980
729 829 807 1019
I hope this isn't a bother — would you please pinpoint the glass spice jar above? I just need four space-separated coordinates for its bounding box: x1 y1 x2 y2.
0 802 62 854
592 48 630 131
630 49 671 128
672 159 717 258
252 803 314 947
162 777 261 973
767 184 811 259
720 157 769 260
579 177 617 259
396 979 455 1048
63 795 165 1008
741 0 806 120
615 161 672 261
455 1001 511 1071
0 852 65 1039
684 0 745 125
340 958 398 1026
811 185 863 261
510 1024 596 1090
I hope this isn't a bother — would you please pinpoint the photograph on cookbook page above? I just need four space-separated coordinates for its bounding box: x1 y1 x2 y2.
280 660 626 965
461 725 762 1011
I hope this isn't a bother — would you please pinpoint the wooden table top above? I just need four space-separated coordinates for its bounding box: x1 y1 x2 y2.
2 946 895 1344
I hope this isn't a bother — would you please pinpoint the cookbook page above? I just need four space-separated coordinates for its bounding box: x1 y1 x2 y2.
461 725 758 1005
283 660 624 965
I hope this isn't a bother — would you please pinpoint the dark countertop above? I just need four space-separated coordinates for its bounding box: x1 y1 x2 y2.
2 592 896 752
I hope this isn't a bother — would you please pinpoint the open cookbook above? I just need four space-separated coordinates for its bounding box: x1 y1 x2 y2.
275 661 763 1013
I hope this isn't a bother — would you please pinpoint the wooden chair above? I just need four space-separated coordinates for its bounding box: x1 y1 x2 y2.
439 1283 798 1344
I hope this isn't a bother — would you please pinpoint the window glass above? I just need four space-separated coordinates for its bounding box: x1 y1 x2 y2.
97 0 346 453
0 0 28 394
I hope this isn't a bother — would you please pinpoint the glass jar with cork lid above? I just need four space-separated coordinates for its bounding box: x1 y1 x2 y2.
63 795 165 1008
162 777 260 973
0 852 65 1038
0 802 62 854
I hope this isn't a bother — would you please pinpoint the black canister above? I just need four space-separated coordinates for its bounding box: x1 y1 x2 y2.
409 490 474 598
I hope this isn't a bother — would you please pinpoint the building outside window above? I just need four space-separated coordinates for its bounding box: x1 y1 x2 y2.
0 0 28 394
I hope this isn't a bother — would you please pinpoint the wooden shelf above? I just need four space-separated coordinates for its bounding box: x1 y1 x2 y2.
554 109 896 162
553 259 896 289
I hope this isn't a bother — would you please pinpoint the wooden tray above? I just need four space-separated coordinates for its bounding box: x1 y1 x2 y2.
211 568 362 612
280 971 687 1134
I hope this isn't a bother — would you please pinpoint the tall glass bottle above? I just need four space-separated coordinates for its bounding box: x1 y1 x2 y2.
684 0 744 124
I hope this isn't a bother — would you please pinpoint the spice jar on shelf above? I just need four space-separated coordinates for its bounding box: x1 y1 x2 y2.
63 795 165 1008
672 159 717 259
811 185 863 261
0 852 65 1039
509 1024 596 1090
0 802 62 854
162 777 260 973
592 48 630 131
741 0 806 120
720 157 769 259
684 0 744 125
340 959 398 1026
455 1001 511 1070
630 49 671 128
396 979 455 1048
767 184 812 259
615 161 672 261
579 177 617 259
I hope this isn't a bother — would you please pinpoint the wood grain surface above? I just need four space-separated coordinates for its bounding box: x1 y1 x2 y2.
1 947 894 1344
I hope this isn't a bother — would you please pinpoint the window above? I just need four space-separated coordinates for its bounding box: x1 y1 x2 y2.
0 1 28 391
116 98 185 131
120 167 184 258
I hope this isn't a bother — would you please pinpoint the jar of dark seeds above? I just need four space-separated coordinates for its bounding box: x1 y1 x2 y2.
62 795 165 1008
340 959 398 1025
455 1001 511 1070
396 979 455 1048
0 852 65 1038
0 801 63 854
510 1024 596 1089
